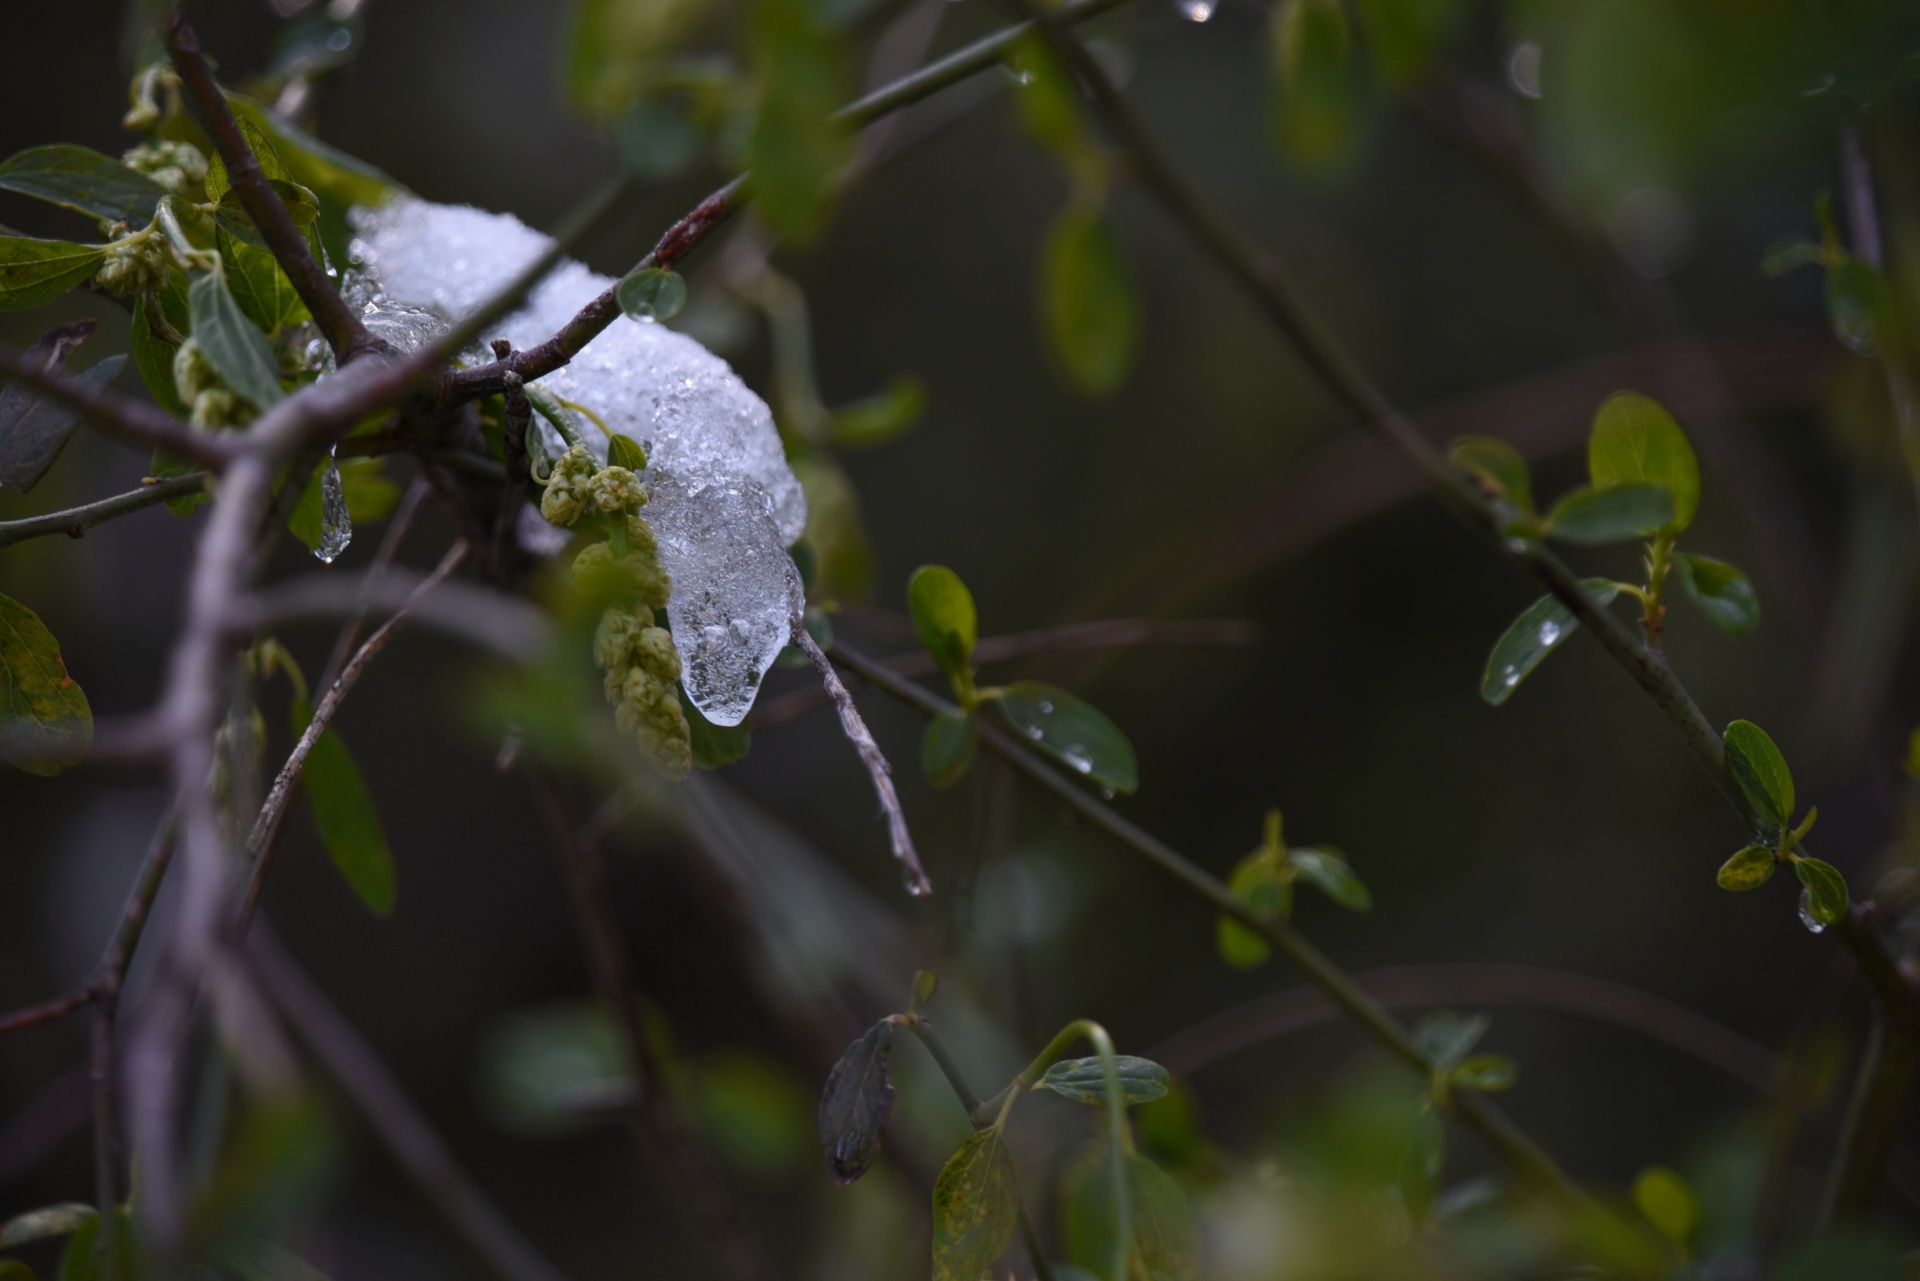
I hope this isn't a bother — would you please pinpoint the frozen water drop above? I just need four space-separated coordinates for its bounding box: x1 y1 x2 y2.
315 454 351 564
1174 0 1216 20
1536 621 1562 645
1025 726 1044 741
1062 749 1093 774
1797 888 1826 934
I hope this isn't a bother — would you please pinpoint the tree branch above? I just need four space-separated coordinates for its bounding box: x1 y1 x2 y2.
828 640 1583 1202
164 11 382 365
0 474 208 550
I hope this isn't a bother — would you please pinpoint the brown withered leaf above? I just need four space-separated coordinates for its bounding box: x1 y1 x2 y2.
817 1019 896 1185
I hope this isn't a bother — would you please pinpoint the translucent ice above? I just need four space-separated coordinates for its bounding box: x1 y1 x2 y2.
346 199 808 725
315 452 352 564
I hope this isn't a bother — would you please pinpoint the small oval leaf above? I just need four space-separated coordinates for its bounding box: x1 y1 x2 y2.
1587 392 1700 533
1217 852 1288 968
1413 1010 1488 1071
1631 1166 1699 1248
921 712 977 789
1723 719 1793 826
1041 205 1139 396
293 695 395 915
818 1019 896 1185
932 1128 1020 1281
607 433 648 471
1286 845 1370 911
1480 578 1620 706
1040 1056 1171 1106
1447 1054 1517 1093
907 565 977 677
1793 857 1849 928
1675 554 1759 636
996 680 1137 795
1716 846 1776 891
1545 483 1675 544
1449 435 1533 512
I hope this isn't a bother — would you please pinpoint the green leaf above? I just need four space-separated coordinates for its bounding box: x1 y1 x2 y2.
817 1019 896 1185
1040 1056 1171 1106
1716 845 1776 891
1631 1166 1698 1248
225 92 402 210
480 1003 630 1136
1217 852 1289 969
0 145 167 226
0 322 123 492
1448 435 1532 512
132 293 190 419
1412 1010 1487 1070
996 680 1138 795
1480 578 1620 706
615 267 688 322
931 1128 1020 1281
0 236 107 311
0 1203 94 1247
1060 1145 1200 1281
909 970 937 1010
54 1208 132 1281
1675 554 1759 636
1270 0 1365 166
1008 34 1085 159
921 712 977 789
188 269 285 411
681 684 751 769
1447 1054 1517 1093
1826 258 1897 357
1723 719 1793 826
607 433 648 471
219 229 309 336
1793 857 1849 928
610 99 702 180
1352 0 1462 85
1762 238 1822 277
1287 845 1370 910
747 0 853 242
204 116 291 204
1545 483 1676 544
1041 205 1139 396
906 564 977 677
292 695 395 915
0 592 91 776
827 374 925 449
214 180 322 242
564 0 711 118
1586 392 1700 532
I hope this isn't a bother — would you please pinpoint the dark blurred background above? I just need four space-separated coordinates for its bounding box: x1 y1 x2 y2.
2 0 1916 1276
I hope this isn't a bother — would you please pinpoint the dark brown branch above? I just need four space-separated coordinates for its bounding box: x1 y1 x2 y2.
534 775 783 1281
751 617 1258 730
0 474 209 550
164 11 382 365
249 931 576 1281
0 989 94 1038
0 343 229 469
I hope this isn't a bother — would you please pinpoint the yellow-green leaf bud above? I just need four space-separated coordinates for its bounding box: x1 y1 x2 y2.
589 465 646 514
173 336 218 404
94 235 169 300
634 626 681 683
540 444 596 527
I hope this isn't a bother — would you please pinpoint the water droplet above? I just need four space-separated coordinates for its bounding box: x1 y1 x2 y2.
1003 65 1034 86
315 452 352 564
1173 0 1216 20
1507 41 1543 99
1797 888 1827 934
1499 665 1520 689
1025 726 1043 741
902 868 932 897
1036 699 1054 714
1536 621 1562 646
1062 750 1093 774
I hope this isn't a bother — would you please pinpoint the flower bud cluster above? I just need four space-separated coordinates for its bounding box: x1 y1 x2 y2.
94 234 169 299
172 337 251 429
121 140 209 200
541 443 691 777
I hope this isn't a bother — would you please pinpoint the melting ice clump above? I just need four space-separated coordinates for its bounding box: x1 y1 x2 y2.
345 199 806 726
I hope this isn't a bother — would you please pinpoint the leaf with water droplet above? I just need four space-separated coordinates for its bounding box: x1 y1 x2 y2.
921 711 976 789
817 1019 896 1186
1287 845 1370 911
996 680 1137 794
292 694 394 914
1007 34 1084 159
932 1128 1020 1281
1480 578 1620 706
1587 393 1699 533
1448 435 1533 512
1448 1054 1516 1093
1631 1166 1698 1248
1545 483 1675 544
1413 1010 1487 1070
616 267 688 322
1716 845 1775 891
0 591 91 776
1675 554 1758 636
1040 1056 1170 1106
1217 851 1288 968
907 564 977 678
188 267 285 411
1793 857 1848 929
1723 719 1793 826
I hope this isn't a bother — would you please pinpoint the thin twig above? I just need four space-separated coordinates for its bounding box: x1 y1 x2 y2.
830 639 1582 1201
164 11 381 364
0 343 226 468
0 474 209 550
792 620 930 896
753 617 1255 730
534 775 783 1281
238 538 471 923
0 989 95 1038
248 930 576 1281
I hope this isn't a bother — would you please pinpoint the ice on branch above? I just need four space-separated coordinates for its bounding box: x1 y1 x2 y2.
344 200 807 726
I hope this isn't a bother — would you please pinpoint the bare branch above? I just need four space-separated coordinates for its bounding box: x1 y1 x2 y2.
164 11 382 365
0 474 208 550
0 989 94 1038
791 620 930 896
